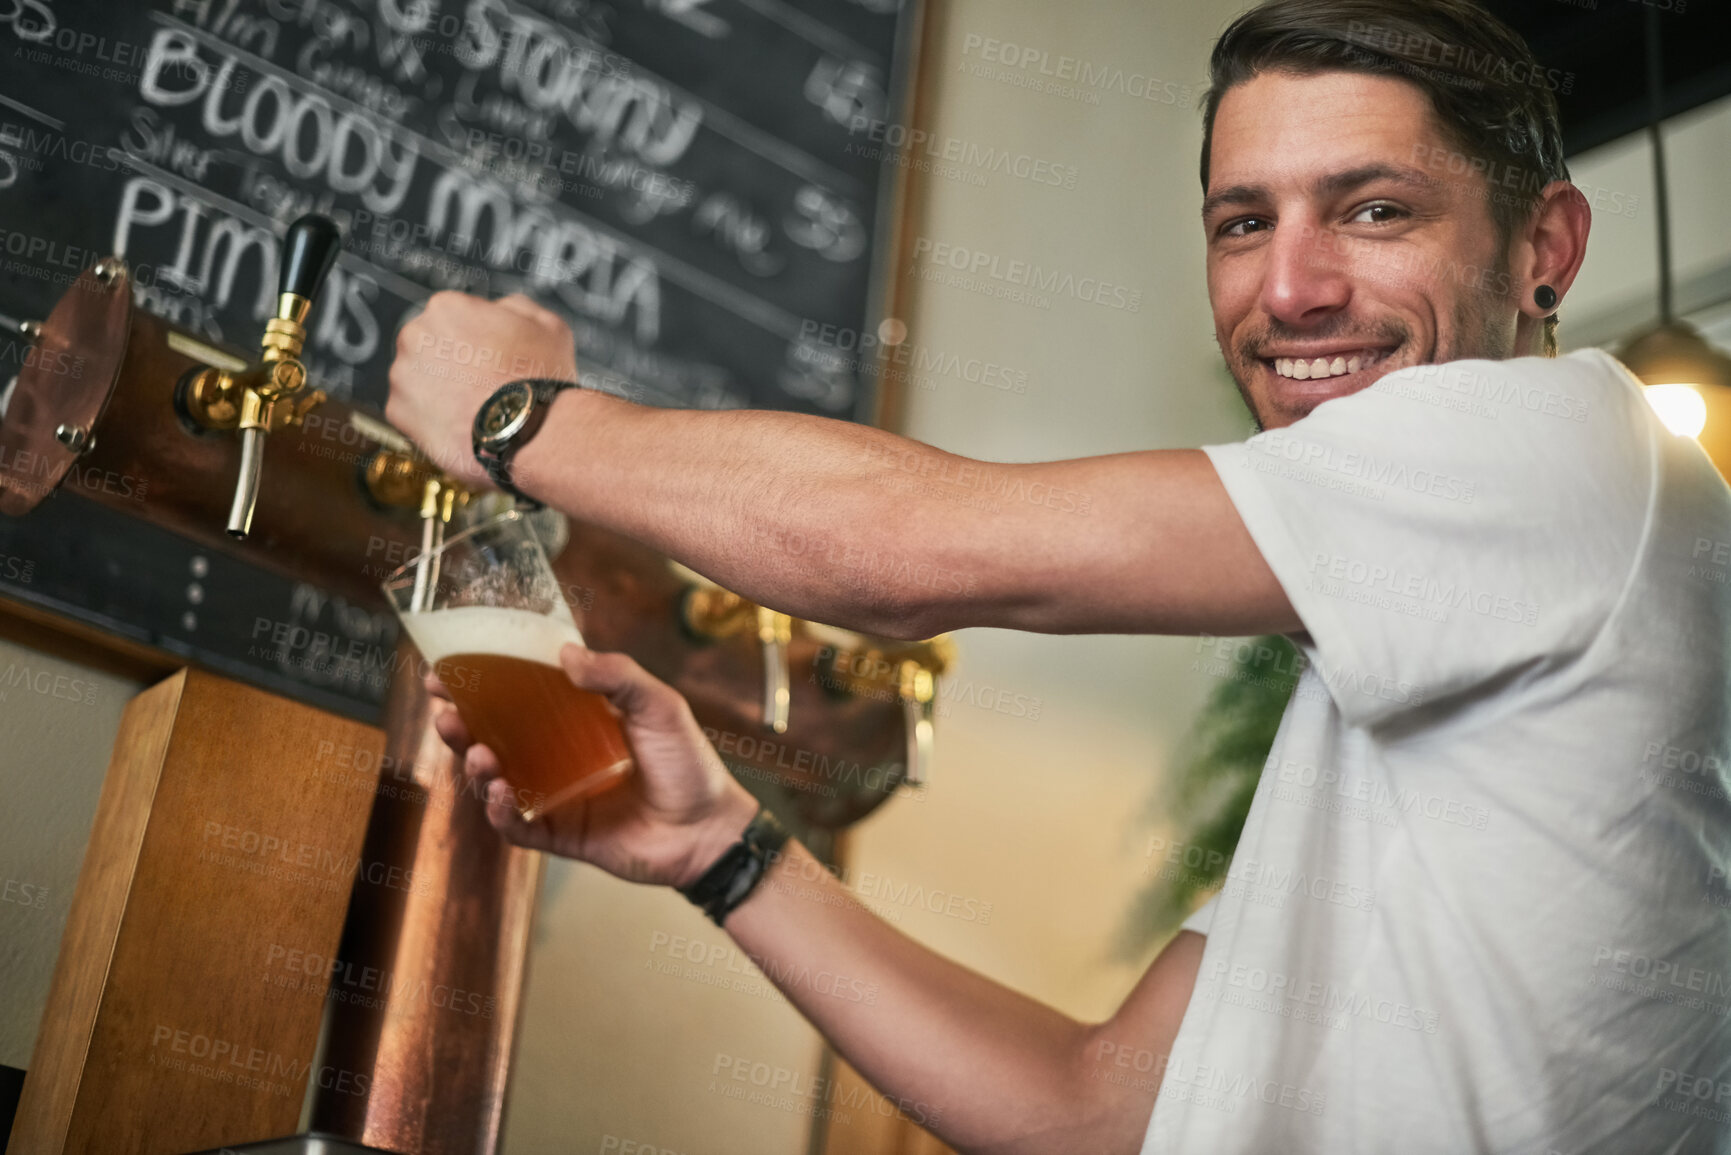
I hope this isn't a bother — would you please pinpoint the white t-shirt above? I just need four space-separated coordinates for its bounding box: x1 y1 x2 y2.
1141 349 1731 1155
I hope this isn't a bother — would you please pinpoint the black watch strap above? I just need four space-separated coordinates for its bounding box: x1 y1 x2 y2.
679 806 791 926
477 443 526 502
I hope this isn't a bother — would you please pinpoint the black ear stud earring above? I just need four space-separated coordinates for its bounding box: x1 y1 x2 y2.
1534 284 1558 312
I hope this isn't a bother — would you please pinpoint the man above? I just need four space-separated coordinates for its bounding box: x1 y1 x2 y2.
386 0 1731 1150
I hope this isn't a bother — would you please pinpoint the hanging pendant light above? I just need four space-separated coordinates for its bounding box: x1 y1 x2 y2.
1618 7 1731 445
1622 326 1731 438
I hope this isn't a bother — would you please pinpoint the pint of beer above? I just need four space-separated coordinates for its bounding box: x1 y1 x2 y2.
383 511 634 821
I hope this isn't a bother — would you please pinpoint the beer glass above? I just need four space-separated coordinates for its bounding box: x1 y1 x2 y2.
382 509 634 820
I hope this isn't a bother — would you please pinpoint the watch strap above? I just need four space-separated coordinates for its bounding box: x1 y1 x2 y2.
678 805 791 926
476 442 520 496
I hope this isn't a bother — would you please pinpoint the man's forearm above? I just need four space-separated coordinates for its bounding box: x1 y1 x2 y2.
722 839 1141 1154
511 388 981 639
505 388 1298 641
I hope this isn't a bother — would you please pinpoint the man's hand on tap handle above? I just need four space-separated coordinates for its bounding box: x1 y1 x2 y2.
385 290 578 489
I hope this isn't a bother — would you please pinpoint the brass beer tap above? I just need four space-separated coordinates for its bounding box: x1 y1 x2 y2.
675 564 795 733
803 621 955 787
675 561 959 778
179 214 343 538
362 446 473 609
898 658 937 787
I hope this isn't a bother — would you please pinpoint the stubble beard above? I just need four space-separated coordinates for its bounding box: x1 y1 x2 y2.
1223 265 1519 432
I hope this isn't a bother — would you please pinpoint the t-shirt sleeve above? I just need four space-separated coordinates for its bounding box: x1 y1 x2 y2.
1201 350 1655 729
1178 893 1218 936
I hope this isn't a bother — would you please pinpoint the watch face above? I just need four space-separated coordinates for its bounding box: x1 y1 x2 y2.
476 381 533 450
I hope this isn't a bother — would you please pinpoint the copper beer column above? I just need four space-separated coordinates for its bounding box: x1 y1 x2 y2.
0 265 427 601
309 643 543 1153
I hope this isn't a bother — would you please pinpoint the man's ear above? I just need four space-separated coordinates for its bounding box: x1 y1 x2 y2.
1515 181 1591 321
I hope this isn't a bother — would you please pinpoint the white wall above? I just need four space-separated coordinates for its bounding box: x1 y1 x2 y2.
0 639 143 1070
1560 92 1731 349
500 863 824 1154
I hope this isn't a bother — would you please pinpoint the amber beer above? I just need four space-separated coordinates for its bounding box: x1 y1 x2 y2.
384 510 634 821
402 605 633 819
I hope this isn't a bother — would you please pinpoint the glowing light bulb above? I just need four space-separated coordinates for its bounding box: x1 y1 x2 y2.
1644 383 1708 438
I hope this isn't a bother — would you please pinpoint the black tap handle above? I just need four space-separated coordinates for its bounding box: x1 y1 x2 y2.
278 214 342 301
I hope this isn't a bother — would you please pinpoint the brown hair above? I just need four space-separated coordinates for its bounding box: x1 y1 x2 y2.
1200 0 1570 354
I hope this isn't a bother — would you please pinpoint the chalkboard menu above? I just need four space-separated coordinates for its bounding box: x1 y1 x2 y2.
0 0 918 719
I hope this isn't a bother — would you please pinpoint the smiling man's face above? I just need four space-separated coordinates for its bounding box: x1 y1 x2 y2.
1204 70 1523 430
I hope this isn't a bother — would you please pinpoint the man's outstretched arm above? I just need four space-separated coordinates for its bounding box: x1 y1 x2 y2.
385 293 1298 641
438 643 1207 1155
724 841 1208 1154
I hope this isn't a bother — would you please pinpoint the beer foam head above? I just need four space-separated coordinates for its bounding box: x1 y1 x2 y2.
401 605 584 667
